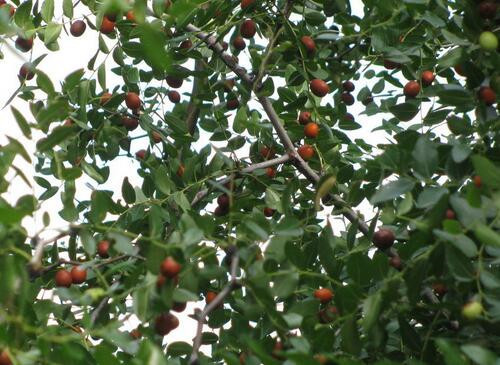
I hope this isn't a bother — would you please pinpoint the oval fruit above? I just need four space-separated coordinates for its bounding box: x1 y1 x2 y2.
160 256 182 278
314 288 333 303
310 79 329 97
297 144 314 160
55 270 72 288
373 228 395 249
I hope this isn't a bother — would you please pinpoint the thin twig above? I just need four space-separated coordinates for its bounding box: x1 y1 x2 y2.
189 253 239 364
90 296 109 326
186 59 205 135
29 230 71 271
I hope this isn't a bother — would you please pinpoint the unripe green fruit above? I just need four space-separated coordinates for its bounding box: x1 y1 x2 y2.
462 301 483 320
479 31 498 51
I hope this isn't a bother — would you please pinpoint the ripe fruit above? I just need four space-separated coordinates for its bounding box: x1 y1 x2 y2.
478 1 497 19
97 240 110 258
384 59 401 70
19 63 34 80
177 164 185 177
454 64 466 76
389 255 402 270
314 288 333 303
15 36 33 52
310 79 329 97
160 256 181 278
240 19 256 38
217 194 230 209
166 75 183 88
421 71 435 86
300 35 316 53
100 16 115 34
241 0 254 9
155 312 179 335
298 144 314 160
373 228 395 249
298 111 312 125
432 282 448 297
344 113 355 122
206 291 218 304
445 209 456 220
70 20 86 37
179 39 192 50
265 167 276 178
135 149 146 160
263 207 275 217
341 92 355 105
404 80 420 97
342 81 355 92
130 328 142 339
152 131 162 143
473 175 482 188
226 98 240 110
462 301 483 320
233 36 246 51
304 122 319 138
479 31 498 51
55 270 72 288
168 90 180 103
172 301 187 312
121 117 139 131
478 86 496 105
125 92 141 110
100 92 112 105
260 146 276 160
0 350 11 365
214 205 228 217
70 266 87 284
156 274 166 288
221 41 229 51
318 306 338 323
125 10 135 22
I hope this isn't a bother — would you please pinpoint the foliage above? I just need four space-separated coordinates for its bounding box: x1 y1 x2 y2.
0 0 500 364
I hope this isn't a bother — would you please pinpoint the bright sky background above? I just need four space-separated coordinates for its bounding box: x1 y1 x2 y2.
0 0 427 353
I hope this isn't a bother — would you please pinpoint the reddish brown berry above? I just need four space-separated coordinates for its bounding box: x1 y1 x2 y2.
260 146 276 160
473 175 482 188
172 301 187 312
152 131 162 143
19 63 34 80
15 36 33 52
445 209 456 220
125 10 136 22
0 350 12 365
214 205 228 217
342 81 355 92
341 92 355 105
304 122 319 138
318 306 338 323
70 20 86 37
314 288 333 303
100 16 115 34
373 228 395 249
389 255 402 270
478 86 496 105
177 164 185 177
454 64 466 76
404 81 420 97
226 98 240 110
300 35 316 53
100 92 112 105
156 274 166 288
168 90 180 103
266 167 276 178
125 92 141 110
240 19 256 38
166 75 183 88
310 79 330 97
384 59 401 70
217 194 230 209
70 266 87 284
55 270 72 288
130 328 142 339
298 111 312 125
205 291 218 304
263 207 275 217
478 1 497 19
421 71 435 86
241 0 254 9
233 36 246 51
160 256 181 278
97 240 110 258
432 282 448 297
121 117 139 131
135 149 146 160
298 144 314 160
179 39 192 50
155 312 179 336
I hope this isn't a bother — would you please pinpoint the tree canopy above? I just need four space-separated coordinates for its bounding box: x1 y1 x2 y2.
0 0 500 364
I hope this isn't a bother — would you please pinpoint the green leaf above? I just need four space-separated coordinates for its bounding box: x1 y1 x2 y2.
36 125 77 152
44 22 62 45
433 229 478 258
412 135 438 179
121 177 136 204
473 224 500 248
62 0 73 18
471 155 500 189
41 0 54 23
173 288 199 302
460 344 497 365
11 106 31 138
36 70 56 96
435 339 468 365
341 315 361 355
137 23 172 72
445 245 474 282
389 103 419 122
416 187 447 209
370 178 415 205
437 87 474 107
98 64 106 91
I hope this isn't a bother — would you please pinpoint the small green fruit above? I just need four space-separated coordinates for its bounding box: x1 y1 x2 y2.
462 301 483 320
479 31 498 51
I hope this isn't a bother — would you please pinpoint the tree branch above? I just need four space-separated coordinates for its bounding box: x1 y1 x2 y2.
191 154 291 206
186 59 205 135
189 253 239 364
29 230 72 271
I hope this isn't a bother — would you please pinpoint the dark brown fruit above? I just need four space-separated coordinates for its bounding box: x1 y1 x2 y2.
172 301 187 312
214 205 228 217
373 228 395 249
263 207 275 217
70 20 86 37
298 111 312 125
125 92 141 110
310 79 329 97
421 70 435 86
298 144 314 160
217 194 230 209
432 282 448 296
266 167 276 178
478 86 496 105
205 291 218 304
0 350 12 365
241 0 254 9
155 312 179 336
97 240 110 258
160 256 181 278
454 64 466 76
179 39 192 50
473 175 482 188
125 10 135 22
404 80 420 97
166 75 183 88
314 288 333 303
342 81 355 92
19 63 34 80
240 19 256 38
70 266 87 284
445 209 456 220
177 164 185 177
156 274 166 289
384 59 401 70
121 117 139 131
389 255 402 270
226 98 240 110
341 92 355 105
300 35 316 53
152 131 162 143
168 90 180 103
100 92 112 105
233 36 246 51
55 270 72 287
318 306 338 323
100 16 115 34
260 146 276 160
478 1 497 19
130 328 142 339
15 37 33 52
135 149 146 160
